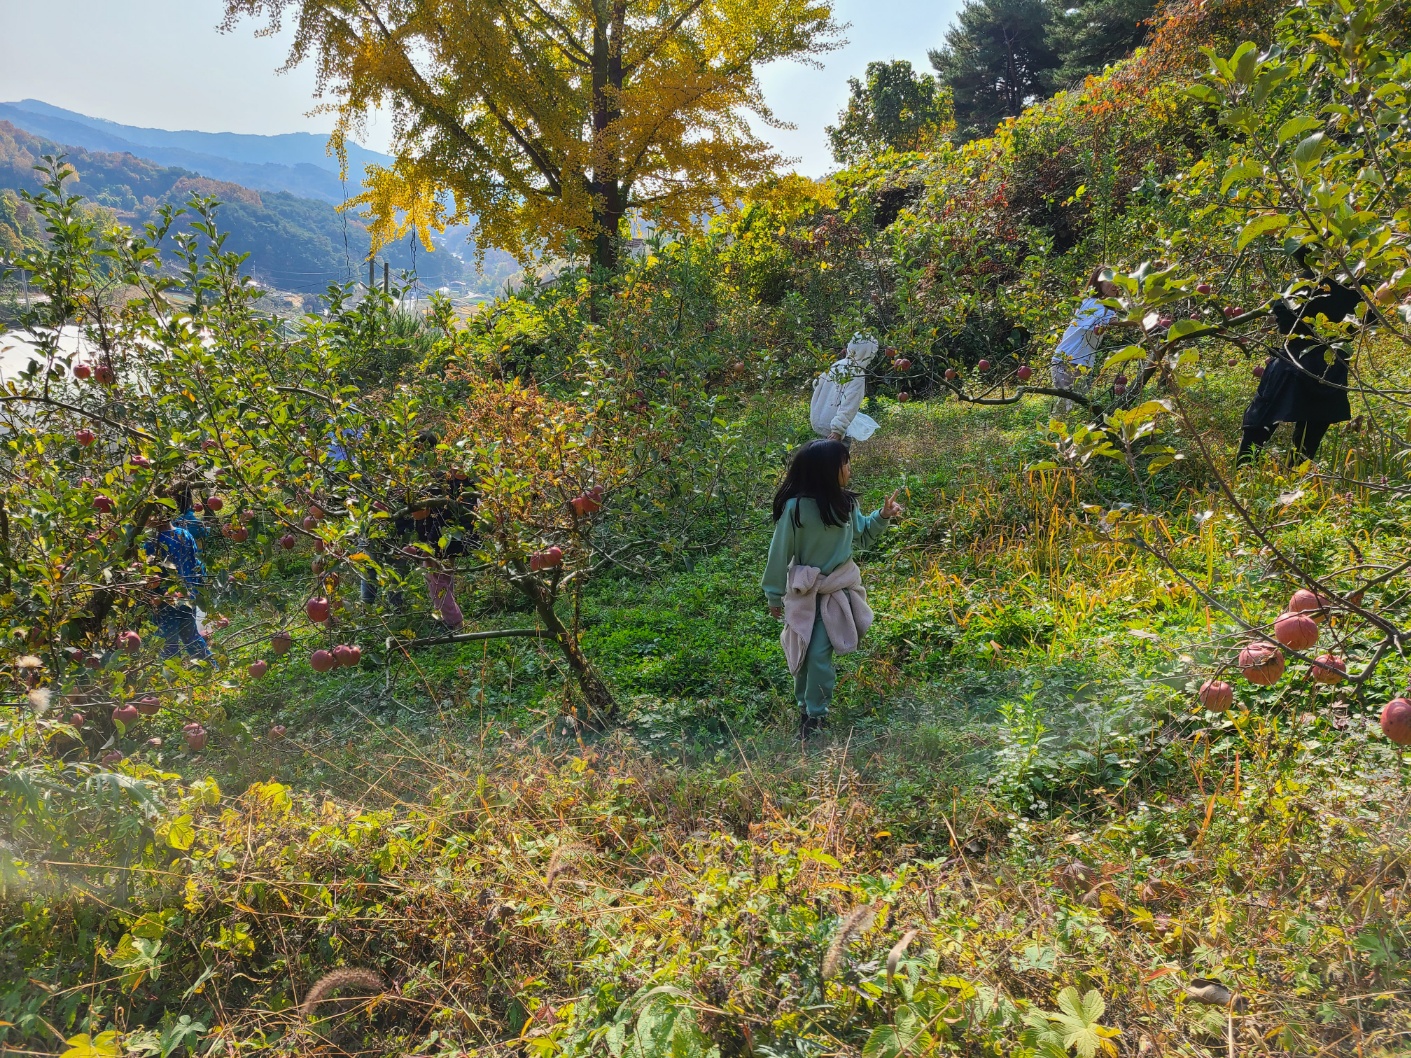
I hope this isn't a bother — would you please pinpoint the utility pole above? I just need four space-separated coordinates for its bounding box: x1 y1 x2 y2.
368 257 375 291
383 261 390 294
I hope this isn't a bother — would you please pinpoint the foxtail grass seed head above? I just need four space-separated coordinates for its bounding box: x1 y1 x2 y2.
822 903 877 980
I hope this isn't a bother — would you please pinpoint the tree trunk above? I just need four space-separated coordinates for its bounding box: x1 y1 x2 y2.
515 575 616 727
586 0 626 276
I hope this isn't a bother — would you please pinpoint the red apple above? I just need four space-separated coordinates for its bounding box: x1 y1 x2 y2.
184 725 207 752
101 750 124 765
214 615 230 630
85 654 103 670
895 358 912 371
279 533 296 550
308 504 325 520
1223 306 1238 319
1274 611 1318 651
1016 365 1033 381
120 630 141 654
1196 283 1212 295
112 703 140 727
136 695 160 716
897 392 910 403
310 649 336 673
1252 364 1265 378
205 495 224 513
231 527 249 543
1198 680 1233 712
305 597 331 623
945 368 958 381
734 361 745 372
332 644 351 667
1113 383 1127 395
94 364 115 385
73 362 92 380
71 712 85 728
93 494 114 514
1381 698 1411 745
977 359 991 372
1239 642 1286 685
76 428 96 446
65 646 85 666
345 645 361 666
269 724 287 740
249 659 268 678
1288 588 1329 618
271 631 293 655
1309 654 1346 684
302 515 319 531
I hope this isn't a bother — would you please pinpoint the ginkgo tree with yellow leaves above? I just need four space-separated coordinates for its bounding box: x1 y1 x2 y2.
222 0 841 273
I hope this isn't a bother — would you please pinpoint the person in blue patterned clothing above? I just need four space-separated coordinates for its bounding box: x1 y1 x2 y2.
144 495 214 663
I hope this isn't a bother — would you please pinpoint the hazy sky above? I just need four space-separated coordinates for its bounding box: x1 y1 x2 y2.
0 0 962 178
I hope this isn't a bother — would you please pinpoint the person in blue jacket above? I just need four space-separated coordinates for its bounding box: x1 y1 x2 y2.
144 492 214 662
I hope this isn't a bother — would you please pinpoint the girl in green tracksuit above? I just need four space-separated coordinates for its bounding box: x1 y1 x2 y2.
763 439 903 738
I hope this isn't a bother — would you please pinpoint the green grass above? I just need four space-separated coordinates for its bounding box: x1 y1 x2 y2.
6 359 1411 1057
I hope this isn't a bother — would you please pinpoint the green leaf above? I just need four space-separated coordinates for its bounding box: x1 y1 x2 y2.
863 1017 935 1058
160 1016 206 1058
1166 319 1218 341
62 1033 121 1058
1237 213 1289 250
1292 133 1330 171
1101 345 1148 371
1277 116 1321 144
1220 161 1263 193
799 848 842 869
1231 42 1260 84
166 814 195 851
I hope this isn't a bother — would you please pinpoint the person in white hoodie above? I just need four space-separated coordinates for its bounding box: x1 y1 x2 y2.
810 334 881 444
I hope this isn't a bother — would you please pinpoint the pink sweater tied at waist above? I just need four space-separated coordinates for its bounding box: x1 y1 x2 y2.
781 560 874 675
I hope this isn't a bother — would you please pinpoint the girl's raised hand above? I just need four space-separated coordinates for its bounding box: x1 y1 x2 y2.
881 490 905 519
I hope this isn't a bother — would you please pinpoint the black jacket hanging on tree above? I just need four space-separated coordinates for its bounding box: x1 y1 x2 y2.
1241 276 1362 428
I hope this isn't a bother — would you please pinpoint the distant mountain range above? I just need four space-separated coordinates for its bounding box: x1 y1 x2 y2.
0 99 389 204
0 120 511 294
0 103 518 296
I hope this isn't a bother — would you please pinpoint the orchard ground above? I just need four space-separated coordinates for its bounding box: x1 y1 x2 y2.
32 355 1407 1056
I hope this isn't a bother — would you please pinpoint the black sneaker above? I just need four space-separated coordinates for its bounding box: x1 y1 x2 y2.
797 711 826 740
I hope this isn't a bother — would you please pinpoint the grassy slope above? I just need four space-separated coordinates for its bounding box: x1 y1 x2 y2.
20 352 1406 1055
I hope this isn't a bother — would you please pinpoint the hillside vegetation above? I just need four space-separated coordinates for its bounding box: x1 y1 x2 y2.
2 0 1410 1056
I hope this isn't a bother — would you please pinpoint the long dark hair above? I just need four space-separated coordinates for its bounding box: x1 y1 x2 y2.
772 440 856 528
